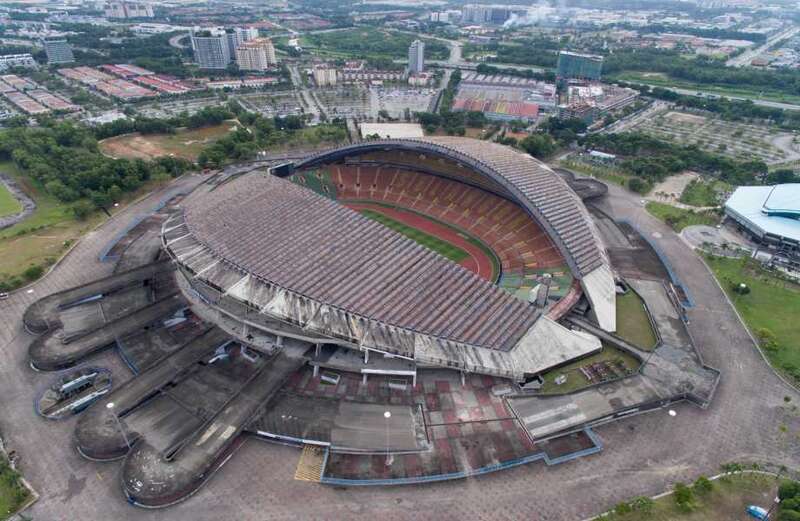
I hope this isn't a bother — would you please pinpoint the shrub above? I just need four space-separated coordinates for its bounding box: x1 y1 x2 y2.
674 482 696 512
629 496 654 513
628 177 650 194
694 475 713 495
71 200 94 221
613 502 632 514
22 265 44 281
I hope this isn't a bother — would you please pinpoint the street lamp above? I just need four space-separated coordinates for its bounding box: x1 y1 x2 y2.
384 410 393 467
106 402 131 451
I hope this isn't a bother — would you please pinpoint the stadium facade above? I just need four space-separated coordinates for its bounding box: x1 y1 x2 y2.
164 137 617 382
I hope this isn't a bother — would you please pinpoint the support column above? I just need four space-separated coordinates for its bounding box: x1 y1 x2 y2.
313 364 319 377
364 349 369 364
412 371 417 388
315 343 321 357
460 371 466 387
362 373 368 385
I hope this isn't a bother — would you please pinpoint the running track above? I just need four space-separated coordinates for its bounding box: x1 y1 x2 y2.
344 201 496 281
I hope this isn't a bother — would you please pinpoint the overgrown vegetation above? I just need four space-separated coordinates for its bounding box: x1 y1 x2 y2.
645 202 720 231
679 179 723 207
606 49 800 101
582 132 768 191
0 122 192 214
604 471 781 521
0 453 30 519
705 255 800 386
197 105 346 167
304 28 448 60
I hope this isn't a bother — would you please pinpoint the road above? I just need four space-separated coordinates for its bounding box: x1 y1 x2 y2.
726 25 800 67
168 33 189 50
1 169 799 520
288 64 324 122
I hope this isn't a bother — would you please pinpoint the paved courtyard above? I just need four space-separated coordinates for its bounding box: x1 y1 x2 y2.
0 174 798 520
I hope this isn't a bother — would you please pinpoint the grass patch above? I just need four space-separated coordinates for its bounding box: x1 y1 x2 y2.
99 122 239 161
0 161 170 291
645 201 720 231
0 182 21 219
616 290 658 350
705 255 800 383
359 208 469 263
537 344 641 394
604 472 779 521
679 179 724 207
0 455 31 520
560 159 631 187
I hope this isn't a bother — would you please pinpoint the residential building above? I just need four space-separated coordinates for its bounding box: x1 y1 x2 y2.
191 28 231 69
556 51 603 81
408 39 424 74
312 65 337 86
461 4 510 24
104 1 154 19
43 39 75 65
0 53 37 71
235 38 277 71
235 27 259 42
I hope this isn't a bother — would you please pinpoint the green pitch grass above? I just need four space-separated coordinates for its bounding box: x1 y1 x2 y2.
359 209 469 263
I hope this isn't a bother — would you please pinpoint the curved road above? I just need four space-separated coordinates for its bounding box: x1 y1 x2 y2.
0 175 798 520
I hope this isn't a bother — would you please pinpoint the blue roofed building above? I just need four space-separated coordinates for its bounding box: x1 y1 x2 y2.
724 184 800 266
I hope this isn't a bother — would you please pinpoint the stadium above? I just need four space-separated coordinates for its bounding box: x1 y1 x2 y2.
23 137 718 507
165 137 617 382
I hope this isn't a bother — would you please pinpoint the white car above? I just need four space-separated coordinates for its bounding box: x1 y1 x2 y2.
0 292 8 300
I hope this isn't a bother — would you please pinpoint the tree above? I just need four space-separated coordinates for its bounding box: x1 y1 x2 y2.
693 476 713 495
519 134 556 159
71 200 94 220
628 177 650 194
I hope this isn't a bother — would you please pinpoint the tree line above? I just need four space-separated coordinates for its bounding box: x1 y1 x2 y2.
605 49 800 98
582 132 768 192
0 121 192 217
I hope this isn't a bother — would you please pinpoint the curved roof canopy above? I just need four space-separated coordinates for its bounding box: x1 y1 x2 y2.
164 138 616 379
295 137 607 278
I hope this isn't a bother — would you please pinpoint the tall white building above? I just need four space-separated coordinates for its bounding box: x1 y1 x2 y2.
235 27 259 42
235 38 277 71
105 1 154 19
408 39 424 74
190 28 231 69
312 66 337 86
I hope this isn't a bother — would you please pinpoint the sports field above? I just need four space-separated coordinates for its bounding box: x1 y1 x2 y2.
359 208 468 263
350 203 499 281
0 181 22 218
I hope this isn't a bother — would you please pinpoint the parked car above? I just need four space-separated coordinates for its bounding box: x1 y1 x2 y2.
747 505 769 520
0 292 8 300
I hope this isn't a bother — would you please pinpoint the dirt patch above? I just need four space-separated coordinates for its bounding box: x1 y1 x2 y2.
99 122 238 161
664 111 708 125
648 171 700 202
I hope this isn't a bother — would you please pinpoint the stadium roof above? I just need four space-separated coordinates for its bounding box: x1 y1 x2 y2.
180 174 539 351
163 138 616 378
725 184 800 242
295 137 616 331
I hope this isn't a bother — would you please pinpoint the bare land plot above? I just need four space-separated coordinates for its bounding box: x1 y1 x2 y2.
99 122 239 161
